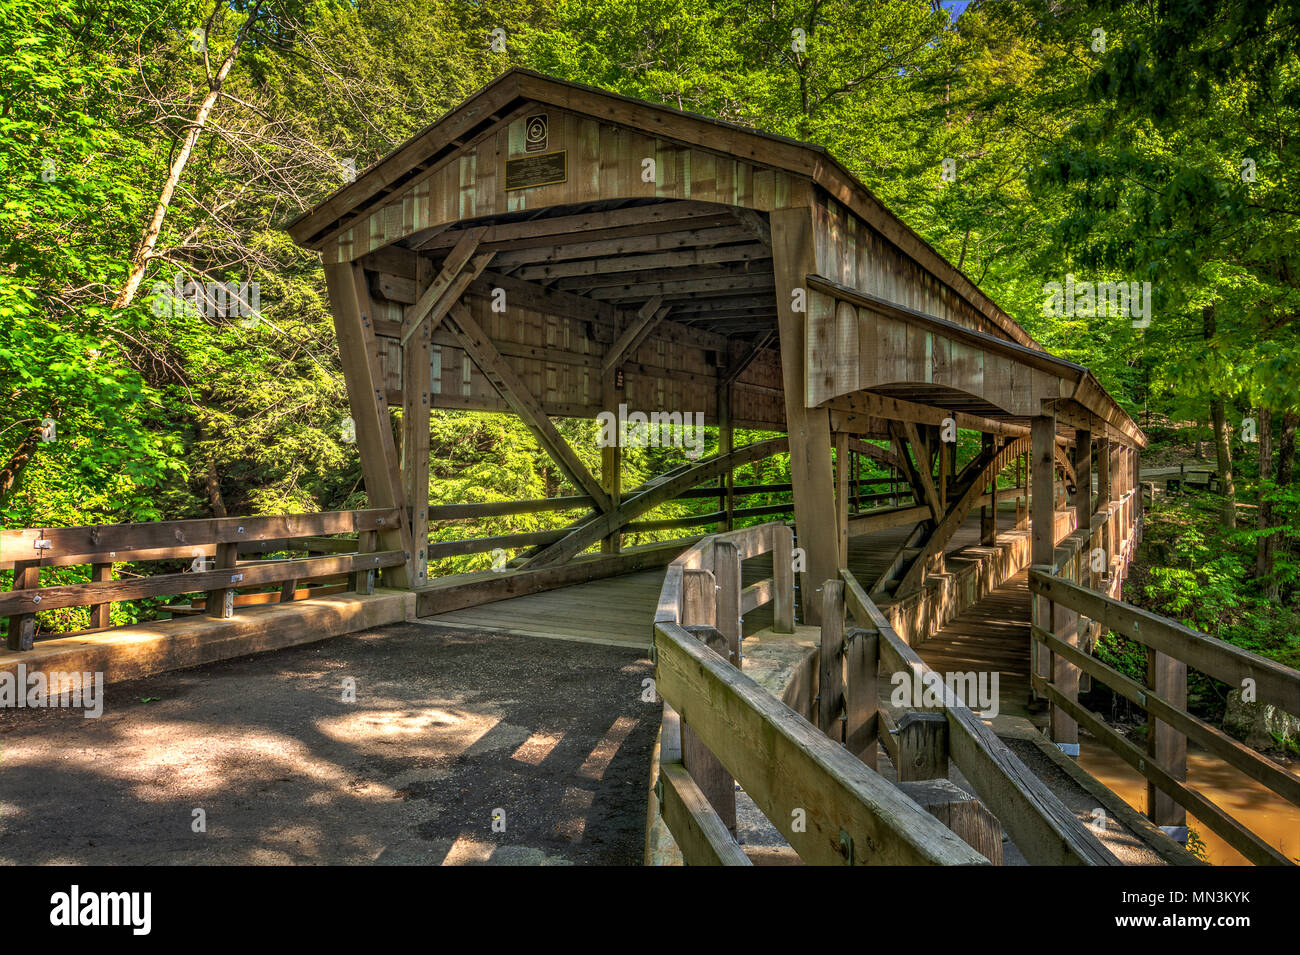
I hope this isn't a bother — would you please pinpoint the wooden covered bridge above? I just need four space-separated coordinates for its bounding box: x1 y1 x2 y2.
3 70 1297 866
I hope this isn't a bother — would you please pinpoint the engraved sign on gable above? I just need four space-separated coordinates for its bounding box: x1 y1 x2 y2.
505 150 567 192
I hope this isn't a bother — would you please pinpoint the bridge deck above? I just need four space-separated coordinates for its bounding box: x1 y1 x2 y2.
423 511 1004 648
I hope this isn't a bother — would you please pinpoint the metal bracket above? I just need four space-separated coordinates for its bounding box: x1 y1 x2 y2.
33 539 51 550
838 828 854 864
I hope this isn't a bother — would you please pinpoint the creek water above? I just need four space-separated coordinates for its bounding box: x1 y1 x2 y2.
1077 739 1300 865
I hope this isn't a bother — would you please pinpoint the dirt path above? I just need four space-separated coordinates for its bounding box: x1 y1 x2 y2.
0 623 659 865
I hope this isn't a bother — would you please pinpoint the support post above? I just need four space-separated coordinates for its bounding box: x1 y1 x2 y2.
206 541 239 619
90 562 113 629
896 711 949 781
844 627 878 770
1073 428 1092 535
718 380 734 532
834 432 850 567
681 567 736 835
818 579 845 739
979 433 996 546
402 256 433 586
772 523 795 633
324 263 412 588
1031 413 1057 701
770 207 838 625
5 560 39 651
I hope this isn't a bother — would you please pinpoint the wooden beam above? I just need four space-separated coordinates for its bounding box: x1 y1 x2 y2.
399 250 494 345
893 436 1030 598
324 264 412 587
417 201 733 250
771 207 838 625
514 243 769 282
602 296 666 372
657 761 751 865
900 421 942 522
403 255 434 585
399 228 484 339
446 301 612 512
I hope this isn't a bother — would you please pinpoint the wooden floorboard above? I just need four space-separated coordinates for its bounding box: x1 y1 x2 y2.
420 511 1006 650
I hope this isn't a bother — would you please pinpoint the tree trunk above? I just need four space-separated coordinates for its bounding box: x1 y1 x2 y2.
1210 397 1236 529
1280 413 1298 486
1203 306 1236 528
1255 408 1275 595
0 424 43 507
204 458 227 518
112 3 263 308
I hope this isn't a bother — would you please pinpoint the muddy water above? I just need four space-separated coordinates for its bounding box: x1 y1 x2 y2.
1077 739 1300 865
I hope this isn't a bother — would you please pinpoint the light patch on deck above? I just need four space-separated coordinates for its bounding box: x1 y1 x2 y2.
511 730 563 765
576 714 637 780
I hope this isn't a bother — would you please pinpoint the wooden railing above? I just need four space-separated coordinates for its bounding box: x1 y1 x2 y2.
0 509 406 651
650 521 1117 865
1028 568 1300 866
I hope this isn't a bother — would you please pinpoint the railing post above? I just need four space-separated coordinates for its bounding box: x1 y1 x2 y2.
1031 414 1056 699
844 627 878 770
352 529 377 595
772 523 795 633
1146 648 1189 830
206 541 239 619
714 541 742 667
90 561 113 628
818 579 845 739
5 560 39 651
681 566 736 836
896 711 949 781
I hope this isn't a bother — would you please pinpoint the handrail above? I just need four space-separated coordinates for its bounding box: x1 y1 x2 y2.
839 568 1119 866
2 508 402 651
1027 566 1300 867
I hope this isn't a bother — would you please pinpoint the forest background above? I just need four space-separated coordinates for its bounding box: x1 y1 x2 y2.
2 0 1297 705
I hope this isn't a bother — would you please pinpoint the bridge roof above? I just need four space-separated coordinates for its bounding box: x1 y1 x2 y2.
289 68 1143 447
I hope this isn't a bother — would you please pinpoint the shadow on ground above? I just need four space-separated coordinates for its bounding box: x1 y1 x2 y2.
0 623 659 865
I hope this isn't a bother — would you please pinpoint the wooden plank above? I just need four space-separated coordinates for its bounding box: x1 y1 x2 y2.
714 541 742 666
1031 414 1056 693
398 227 485 342
653 620 987 865
0 509 403 566
771 523 795 632
0 552 405 618
658 761 751 866
840 568 1117 865
901 420 942 521
896 712 949 781
446 301 612 511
